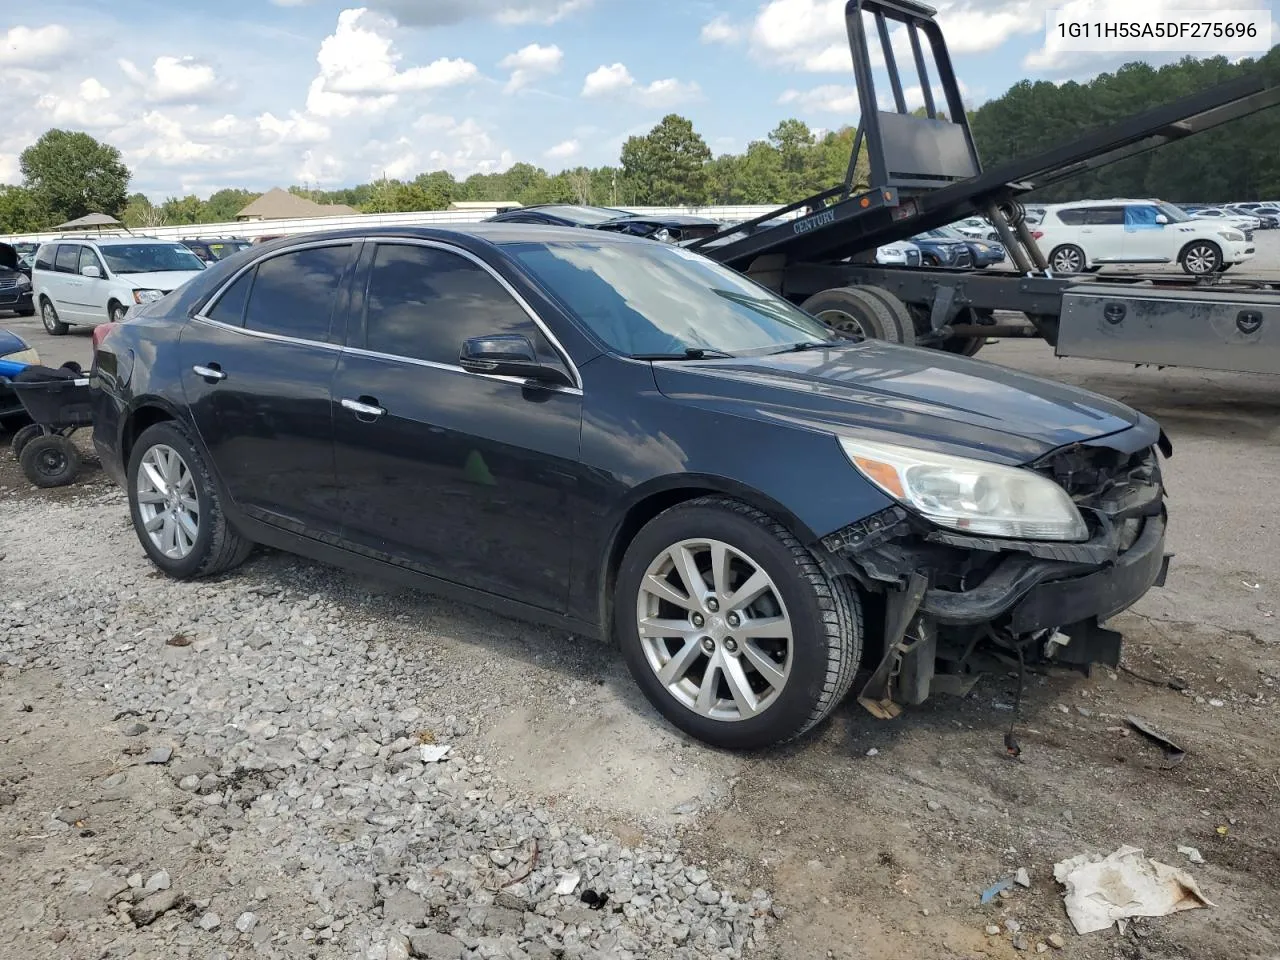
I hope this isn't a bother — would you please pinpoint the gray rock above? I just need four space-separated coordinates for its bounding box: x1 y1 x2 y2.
144 870 171 892
1013 934 1029 951
474 905 523 934
1006 918 1022 934
199 912 221 930
122 722 148 737
407 930 465 959
1047 933 1066 949
89 874 131 903
383 888 427 924
130 890 184 926
145 746 173 765
235 911 257 933
926 800 941 812
387 934 412 960
494 889 531 912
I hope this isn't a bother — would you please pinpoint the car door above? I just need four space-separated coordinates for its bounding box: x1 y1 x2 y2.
1082 206 1126 261
331 239 583 612
76 246 111 320
1121 204 1172 262
178 241 358 536
51 243 88 323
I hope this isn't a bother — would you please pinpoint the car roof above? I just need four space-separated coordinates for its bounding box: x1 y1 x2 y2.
223 223 649 251
44 235 185 247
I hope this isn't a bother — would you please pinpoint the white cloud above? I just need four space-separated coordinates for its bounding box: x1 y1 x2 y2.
118 55 221 104
315 9 477 98
701 15 743 44
0 24 72 67
257 111 332 144
778 85 860 114
390 115 514 177
499 43 563 93
35 78 124 128
582 63 700 106
368 0 592 26
545 138 580 160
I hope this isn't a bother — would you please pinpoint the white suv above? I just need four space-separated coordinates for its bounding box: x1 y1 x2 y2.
31 236 206 335
1032 199 1254 276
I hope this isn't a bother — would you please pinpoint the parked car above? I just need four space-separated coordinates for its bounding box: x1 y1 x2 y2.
0 327 40 431
934 226 1006 268
90 225 1171 749
31 236 207 334
1224 204 1276 228
0 243 35 316
1033 199 1253 275
1191 207 1260 231
590 214 725 244
875 241 922 266
486 204 634 227
182 237 255 263
951 217 999 241
910 230 974 268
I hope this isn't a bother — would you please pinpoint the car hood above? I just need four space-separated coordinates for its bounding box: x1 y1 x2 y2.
652 342 1143 464
0 243 17 271
111 269 206 291
0 328 31 357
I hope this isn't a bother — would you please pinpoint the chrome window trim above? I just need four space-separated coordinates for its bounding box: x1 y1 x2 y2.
342 345 583 397
365 237 582 391
190 312 346 352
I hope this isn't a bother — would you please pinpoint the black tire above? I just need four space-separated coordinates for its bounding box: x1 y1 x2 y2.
1083 265 1102 274
11 423 42 460
614 496 863 750
1048 244 1086 274
1217 262 1232 273
1179 240 1221 276
41 298 69 336
849 285 917 345
126 421 253 579
109 301 128 323
20 435 80 488
801 286 915 345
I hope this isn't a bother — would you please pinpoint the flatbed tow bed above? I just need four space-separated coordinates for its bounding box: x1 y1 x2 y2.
687 0 1280 374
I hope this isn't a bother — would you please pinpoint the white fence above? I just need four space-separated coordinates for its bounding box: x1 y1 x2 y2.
1 205 793 245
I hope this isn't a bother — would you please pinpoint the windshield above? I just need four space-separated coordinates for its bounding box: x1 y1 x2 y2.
508 240 834 357
101 243 206 275
1156 202 1192 223
206 241 252 260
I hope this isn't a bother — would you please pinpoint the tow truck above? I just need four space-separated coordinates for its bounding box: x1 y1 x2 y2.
687 0 1280 375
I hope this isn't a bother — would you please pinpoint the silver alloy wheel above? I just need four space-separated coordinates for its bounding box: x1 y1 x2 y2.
1184 243 1218 274
816 309 867 338
111 304 127 323
136 444 200 560
1051 247 1083 272
42 301 59 333
636 537 793 722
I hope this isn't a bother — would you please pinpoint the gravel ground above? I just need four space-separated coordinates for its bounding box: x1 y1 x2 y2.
1 236 1278 960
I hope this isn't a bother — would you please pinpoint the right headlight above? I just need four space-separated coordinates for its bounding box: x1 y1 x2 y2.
838 437 1088 541
1219 230 1245 242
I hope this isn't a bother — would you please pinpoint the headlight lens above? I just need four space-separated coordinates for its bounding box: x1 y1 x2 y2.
16 274 31 288
4 347 40 365
133 289 165 304
974 243 989 252
1219 230 1245 241
838 437 1088 541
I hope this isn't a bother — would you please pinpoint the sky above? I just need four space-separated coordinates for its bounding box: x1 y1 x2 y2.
1 0 1275 200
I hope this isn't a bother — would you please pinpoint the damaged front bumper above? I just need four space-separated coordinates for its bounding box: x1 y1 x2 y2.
820 441 1172 717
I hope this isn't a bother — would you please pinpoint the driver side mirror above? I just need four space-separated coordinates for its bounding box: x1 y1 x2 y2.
459 335 572 387
80 264 102 278
1154 214 1169 225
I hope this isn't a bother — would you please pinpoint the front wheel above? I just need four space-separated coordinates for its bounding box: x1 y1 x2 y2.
109 301 128 323
127 421 253 579
1180 241 1221 276
41 299 69 336
615 497 863 749
1049 244 1086 273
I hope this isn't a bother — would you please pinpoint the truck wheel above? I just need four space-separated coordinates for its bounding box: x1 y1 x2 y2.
847 286 917 346
1180 241 1221 276
801 287 914 345
41 298 69 336
1048 245 1086 273
615 496 863 749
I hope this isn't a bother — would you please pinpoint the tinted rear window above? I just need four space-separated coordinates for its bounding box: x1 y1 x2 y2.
208 270 253 326
34 245 55 271
54 246 81 273
244 245 351 341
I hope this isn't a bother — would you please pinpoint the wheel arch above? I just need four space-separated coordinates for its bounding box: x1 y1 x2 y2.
595 475 819 641
120 398 185 465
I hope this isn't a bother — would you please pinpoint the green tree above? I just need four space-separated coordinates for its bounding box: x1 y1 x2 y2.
412 171 459 209
19 129 130 224
160 195 206 225
621 114 712 205
122 193 165 229
0 185 44 233
203 188 260 222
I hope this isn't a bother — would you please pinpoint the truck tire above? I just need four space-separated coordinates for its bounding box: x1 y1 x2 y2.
801 286 915 345
847 286 917 345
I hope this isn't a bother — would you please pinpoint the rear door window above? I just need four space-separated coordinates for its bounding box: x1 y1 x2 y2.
34 245 55 271
208 269 254 327
1083 206 1125 226
1055 208 1088 225
54 245 81 274
243 245 352 342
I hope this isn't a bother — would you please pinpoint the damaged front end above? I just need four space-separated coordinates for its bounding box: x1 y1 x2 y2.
821 435 1173 718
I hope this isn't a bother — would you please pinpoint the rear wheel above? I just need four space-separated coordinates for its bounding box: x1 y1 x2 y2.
127 421 253 579
1180 241 1221 276
11 423 42 460
800 286 915 345
1048 244 1086 274
615 496 863 749
20 435 80 487
41 298 69 336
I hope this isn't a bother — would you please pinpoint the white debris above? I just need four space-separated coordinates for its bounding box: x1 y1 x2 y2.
419 744 451 763
555 871 581 896
1053 845 1214 934
1015 867 1031 888
1177 845 1205 864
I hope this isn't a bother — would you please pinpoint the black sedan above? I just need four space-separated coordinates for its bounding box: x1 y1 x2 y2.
0 242 35 316
90 226 1170 749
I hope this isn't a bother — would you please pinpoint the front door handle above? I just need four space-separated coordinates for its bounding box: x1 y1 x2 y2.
341 397 386 419
193 364 226 381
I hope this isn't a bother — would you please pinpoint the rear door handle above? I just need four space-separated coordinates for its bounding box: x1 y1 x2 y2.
341 397 386 418
193 364 226 381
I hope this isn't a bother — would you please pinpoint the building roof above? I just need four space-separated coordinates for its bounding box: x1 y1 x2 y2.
236 188 358 220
